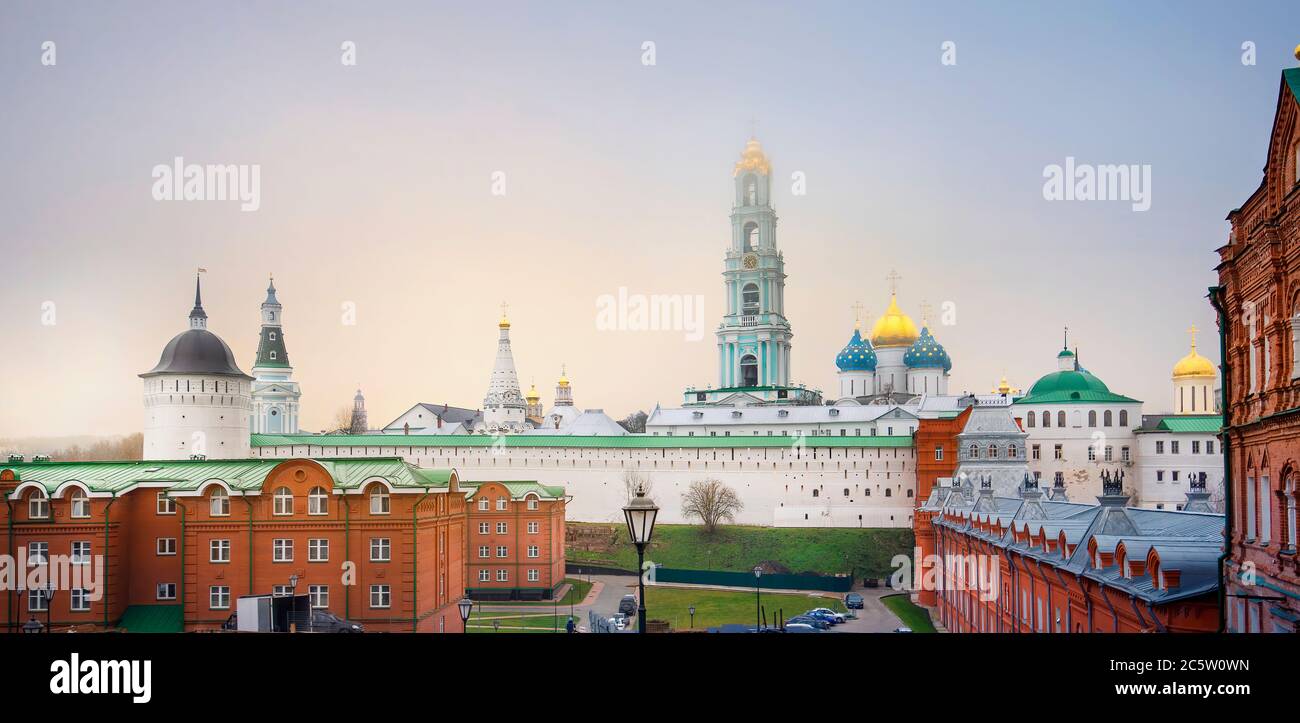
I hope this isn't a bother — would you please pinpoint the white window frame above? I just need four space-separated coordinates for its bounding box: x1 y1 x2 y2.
307 487 328 516
28 541 48 566
370 584 391 609
71 541 91 564
210 489 230 517
157 537 177 556
69 588 91 612
157 492 176 515
28 589 49 612
527 545 539 558
309 585 329 609
210 586 231 610
157 583 177 601
496 569 508 582
478 569 490 582
370 537 391 562
308 538 329 562
273 487 294 516
210 538 231 563
370 488 390 515
528 521 539 534
496 522 507 534
496 545 508 558
478 522 489 535
70 489 90 518
273 538 294 562
527 569 539 582
28 490 49 519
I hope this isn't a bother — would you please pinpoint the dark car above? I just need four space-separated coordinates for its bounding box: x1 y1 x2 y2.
617 594 637 616
306 610 364 633
844 593 865 610
786 615 831 630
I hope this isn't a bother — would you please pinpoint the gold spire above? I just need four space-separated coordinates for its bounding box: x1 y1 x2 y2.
526 379 540 402
1172 324 1215 378
733 136 771 176
498 301 510 329
557 364 570 388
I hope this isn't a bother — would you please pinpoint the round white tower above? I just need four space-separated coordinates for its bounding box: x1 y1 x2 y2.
479 306 527 433
141 274 253 459
1172 325 1216 414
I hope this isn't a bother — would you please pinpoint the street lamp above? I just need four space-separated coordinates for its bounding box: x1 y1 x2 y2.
622 484 659 634
44 584 55 634
457 597 473 634
688 605 696 629
753 566 763 630
288 574 301 632
23 616 43 634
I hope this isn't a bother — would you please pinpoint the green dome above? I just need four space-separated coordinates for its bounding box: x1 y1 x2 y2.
1027 369 1110 396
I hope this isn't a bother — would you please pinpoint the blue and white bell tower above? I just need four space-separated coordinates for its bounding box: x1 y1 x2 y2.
684 138 819 406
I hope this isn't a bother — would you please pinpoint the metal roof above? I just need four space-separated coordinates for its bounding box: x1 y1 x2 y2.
251 433 914 449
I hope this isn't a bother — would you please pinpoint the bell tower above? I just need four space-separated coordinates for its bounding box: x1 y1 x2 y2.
717 137 793 391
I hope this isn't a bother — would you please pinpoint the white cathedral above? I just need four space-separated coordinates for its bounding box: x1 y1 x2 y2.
139 136 1220 527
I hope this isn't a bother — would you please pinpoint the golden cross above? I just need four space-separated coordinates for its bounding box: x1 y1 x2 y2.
500 301 509 319
885 269 901 295
919 300 933 326
1188 324 1198 349
850 301 865 327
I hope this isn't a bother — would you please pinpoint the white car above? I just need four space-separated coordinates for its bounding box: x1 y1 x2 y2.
807 608 846 624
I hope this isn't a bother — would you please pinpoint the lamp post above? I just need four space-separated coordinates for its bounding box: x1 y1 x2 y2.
688 605 696 629
288 574 301 632
753 566 763 630
23 616 43 634
44 584 55 634
457 597 473 634
622 485 659 634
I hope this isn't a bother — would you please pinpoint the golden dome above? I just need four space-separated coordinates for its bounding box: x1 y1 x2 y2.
870 294 920 348
733 137 771 176
992 376 1021 396
526 383 540 401
557 364 570 388
1173 325 1215 378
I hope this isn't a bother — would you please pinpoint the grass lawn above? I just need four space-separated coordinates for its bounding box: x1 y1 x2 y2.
880 594 936 633
643 584 846 631
568 523 913 578
467 612 574 633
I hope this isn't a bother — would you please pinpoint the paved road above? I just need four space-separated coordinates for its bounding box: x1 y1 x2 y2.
827 588 909 633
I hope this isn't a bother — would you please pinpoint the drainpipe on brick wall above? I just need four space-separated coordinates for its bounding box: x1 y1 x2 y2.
343 500 351 620
102 494 117 629
5 492 13 632
1051 567 1072 633
176 498 188 628
1208 285 1233 634
1098 583 1120 632
1078 574 1093 632
1006 553 1019 632
1034 560 1053 632
412 488 431 632
1145 600 1167 633
241 495 254 595
1129 594 1149 632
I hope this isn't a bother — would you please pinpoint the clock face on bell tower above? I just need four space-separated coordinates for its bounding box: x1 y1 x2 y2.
743 253 758 270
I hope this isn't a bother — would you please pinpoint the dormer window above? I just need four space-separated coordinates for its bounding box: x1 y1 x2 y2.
269 351 277 360
269 332 276 341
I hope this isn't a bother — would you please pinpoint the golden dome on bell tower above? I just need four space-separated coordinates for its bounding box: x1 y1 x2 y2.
1172 324 1216 378
733 136 771 176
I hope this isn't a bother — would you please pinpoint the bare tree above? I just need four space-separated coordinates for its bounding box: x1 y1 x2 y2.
332 406 354 434
681 479 744 534
617 410 648 433
623 471 655 504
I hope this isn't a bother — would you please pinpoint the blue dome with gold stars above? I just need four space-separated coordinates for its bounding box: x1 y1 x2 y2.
835 328 877 372
903 326 951 371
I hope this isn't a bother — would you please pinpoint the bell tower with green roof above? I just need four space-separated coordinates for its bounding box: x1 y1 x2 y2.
251 276 301 434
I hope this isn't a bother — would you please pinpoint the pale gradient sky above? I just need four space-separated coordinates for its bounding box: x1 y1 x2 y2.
2 1 1299 437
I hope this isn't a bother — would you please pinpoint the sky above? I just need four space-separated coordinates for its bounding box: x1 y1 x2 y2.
1 1 1299 438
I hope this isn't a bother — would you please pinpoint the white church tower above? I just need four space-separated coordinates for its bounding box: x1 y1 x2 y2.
479 306 527 433
1172 324 1217 414
140 273 253 459
250 276 301 434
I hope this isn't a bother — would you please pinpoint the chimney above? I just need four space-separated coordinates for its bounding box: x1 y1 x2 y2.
1183 471 1213 513
1097 468 1132 507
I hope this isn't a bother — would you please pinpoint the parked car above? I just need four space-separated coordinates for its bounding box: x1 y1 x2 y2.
784 623 820 633
844 593 864 610
786 615 831 630
806 608 845 624
617 594 637 616
309 610 364 633
894 626 913 633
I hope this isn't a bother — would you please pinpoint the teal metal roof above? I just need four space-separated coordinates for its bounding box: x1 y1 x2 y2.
1 457 455 495
1152 416 1223 434
461 480 566 499
1286 68 1300 106
250 433 913 449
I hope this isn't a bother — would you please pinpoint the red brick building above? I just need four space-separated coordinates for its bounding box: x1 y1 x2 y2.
913 406 972 606
1 456 565 632
1214 61 1300 633
463 481 567 601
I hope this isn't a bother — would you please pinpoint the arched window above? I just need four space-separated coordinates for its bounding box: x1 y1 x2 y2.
69 488 90 518
1008 444 1017 459
210 488 230 517
843 488 850 497
740 354 758 387
1042 411 1050 428
1057 411 1066 427
907 489 914 497
742 283 760 315
28 489 49 519
370 486 390 515
1027 412 1036 428
988 444 999 459
273 487 293 516
743 221 758 251
1283 475 1297 552
1088 410 1097 427
812 488 820 498
885 489 892 497
1104 410 1113 427
308 486 328 515
969 444 979 458
743 175 757 206
1119 410 1128 427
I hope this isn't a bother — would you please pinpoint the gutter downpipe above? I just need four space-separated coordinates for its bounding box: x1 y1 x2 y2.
1129 593 1149 633
1098 582 1120 632
6 492 13 632
1034 560 1052 633
102 494 117 629
1051 566 1072 633
1145 600 1167 633
242 495 254 595
343 499 351 620
1208 285 1233 634
1007 553 1020 632
176 497 188 629
1078 573 1093 632
412 488 432 632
